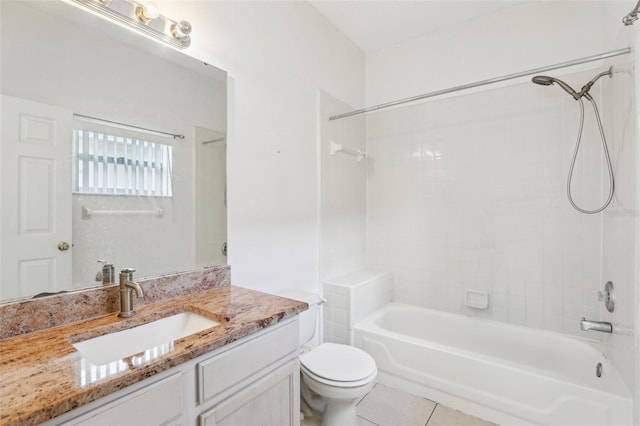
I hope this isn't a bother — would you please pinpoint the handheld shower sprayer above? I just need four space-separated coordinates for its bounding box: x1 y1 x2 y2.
531 68 612 101
531 68 615 214
531 76 580 99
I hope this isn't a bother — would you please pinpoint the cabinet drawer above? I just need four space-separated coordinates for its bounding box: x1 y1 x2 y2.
198 320 298 405
64 374 182 425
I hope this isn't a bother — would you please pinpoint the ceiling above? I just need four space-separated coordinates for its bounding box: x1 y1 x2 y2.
308 1 533 53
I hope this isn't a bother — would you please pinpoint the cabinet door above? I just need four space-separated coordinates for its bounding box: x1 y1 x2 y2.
199 360 299 426
64 374 183 426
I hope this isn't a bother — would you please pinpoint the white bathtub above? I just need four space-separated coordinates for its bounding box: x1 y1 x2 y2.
353 303 632 426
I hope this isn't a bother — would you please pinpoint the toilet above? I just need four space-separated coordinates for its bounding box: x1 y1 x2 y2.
284 291 377 426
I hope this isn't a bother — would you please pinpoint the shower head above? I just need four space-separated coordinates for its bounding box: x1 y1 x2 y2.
622 0 639 25
623 12 638 25
531 76 553 86
531 75 579 99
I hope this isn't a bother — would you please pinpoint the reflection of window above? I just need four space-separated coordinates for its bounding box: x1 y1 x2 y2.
72 129 173 197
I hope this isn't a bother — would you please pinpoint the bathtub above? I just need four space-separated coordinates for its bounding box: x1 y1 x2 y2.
353 303 632 426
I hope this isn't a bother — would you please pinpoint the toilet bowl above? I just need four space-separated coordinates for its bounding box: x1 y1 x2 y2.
300 343 377 426
281 291 378 426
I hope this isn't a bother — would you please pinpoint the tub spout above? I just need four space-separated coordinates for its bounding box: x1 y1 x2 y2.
580 317 612 333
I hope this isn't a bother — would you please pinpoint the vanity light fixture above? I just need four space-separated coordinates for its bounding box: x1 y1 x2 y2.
70 0 192 49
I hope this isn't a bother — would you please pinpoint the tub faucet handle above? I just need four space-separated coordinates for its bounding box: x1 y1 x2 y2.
597 281 615 313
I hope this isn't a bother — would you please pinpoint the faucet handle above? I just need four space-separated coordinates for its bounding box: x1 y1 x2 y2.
97 259 113 267
120 268 136 282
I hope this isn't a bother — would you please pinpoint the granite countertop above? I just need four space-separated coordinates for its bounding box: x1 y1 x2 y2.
0 286 307 425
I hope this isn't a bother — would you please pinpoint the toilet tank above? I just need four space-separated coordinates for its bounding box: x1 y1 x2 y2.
281 291 325 346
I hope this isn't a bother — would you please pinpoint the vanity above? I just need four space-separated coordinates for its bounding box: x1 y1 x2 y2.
0 2 304 423
0 267 306 425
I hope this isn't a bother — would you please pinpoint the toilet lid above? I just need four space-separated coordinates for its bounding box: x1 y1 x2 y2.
300 343 377 383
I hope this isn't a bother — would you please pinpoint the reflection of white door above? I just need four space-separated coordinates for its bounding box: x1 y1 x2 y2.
1 95 72 299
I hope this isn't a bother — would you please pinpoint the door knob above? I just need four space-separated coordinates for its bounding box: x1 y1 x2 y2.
58 241 70 251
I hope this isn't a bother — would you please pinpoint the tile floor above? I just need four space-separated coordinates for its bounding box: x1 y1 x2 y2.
355 384 496 426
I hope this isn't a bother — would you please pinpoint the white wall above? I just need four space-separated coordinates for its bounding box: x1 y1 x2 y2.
319 92 367 283
364 0 638 416
635 26 640 426
366 1 623 106
155 1 365 294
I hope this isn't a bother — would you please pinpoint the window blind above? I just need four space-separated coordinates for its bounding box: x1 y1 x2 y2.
72 129 173 197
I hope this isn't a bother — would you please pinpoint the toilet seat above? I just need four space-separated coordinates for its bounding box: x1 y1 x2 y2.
301 364 377 387
300 343 377 387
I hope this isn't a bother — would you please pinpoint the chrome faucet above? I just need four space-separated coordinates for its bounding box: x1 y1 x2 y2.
580 317 613 333
118 268 144 318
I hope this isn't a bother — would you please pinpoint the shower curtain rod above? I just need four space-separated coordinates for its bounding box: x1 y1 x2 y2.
74 113 185 139
329 48 631 121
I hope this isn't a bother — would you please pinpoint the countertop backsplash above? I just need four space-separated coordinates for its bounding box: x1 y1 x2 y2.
0 265 231 339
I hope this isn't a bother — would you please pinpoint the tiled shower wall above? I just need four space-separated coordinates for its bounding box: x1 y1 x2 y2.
366 69 618 337
323 269 393 344
601 45 638 410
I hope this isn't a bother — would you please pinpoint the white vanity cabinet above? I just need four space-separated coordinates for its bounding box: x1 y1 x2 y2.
48 318 300 426
196 319 300 426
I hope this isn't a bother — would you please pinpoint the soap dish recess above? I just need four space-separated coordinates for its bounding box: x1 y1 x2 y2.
464 290 489 310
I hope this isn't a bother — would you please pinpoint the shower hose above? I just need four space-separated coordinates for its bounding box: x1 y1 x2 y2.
567 97 615 214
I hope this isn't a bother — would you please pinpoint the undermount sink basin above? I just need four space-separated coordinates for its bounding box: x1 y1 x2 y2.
72 312 220 366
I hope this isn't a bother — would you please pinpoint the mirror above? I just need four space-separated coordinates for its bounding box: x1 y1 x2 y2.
0 1 227 301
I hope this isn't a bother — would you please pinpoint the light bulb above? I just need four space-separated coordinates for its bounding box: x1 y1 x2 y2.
135 2 160 23
171 20 192 40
